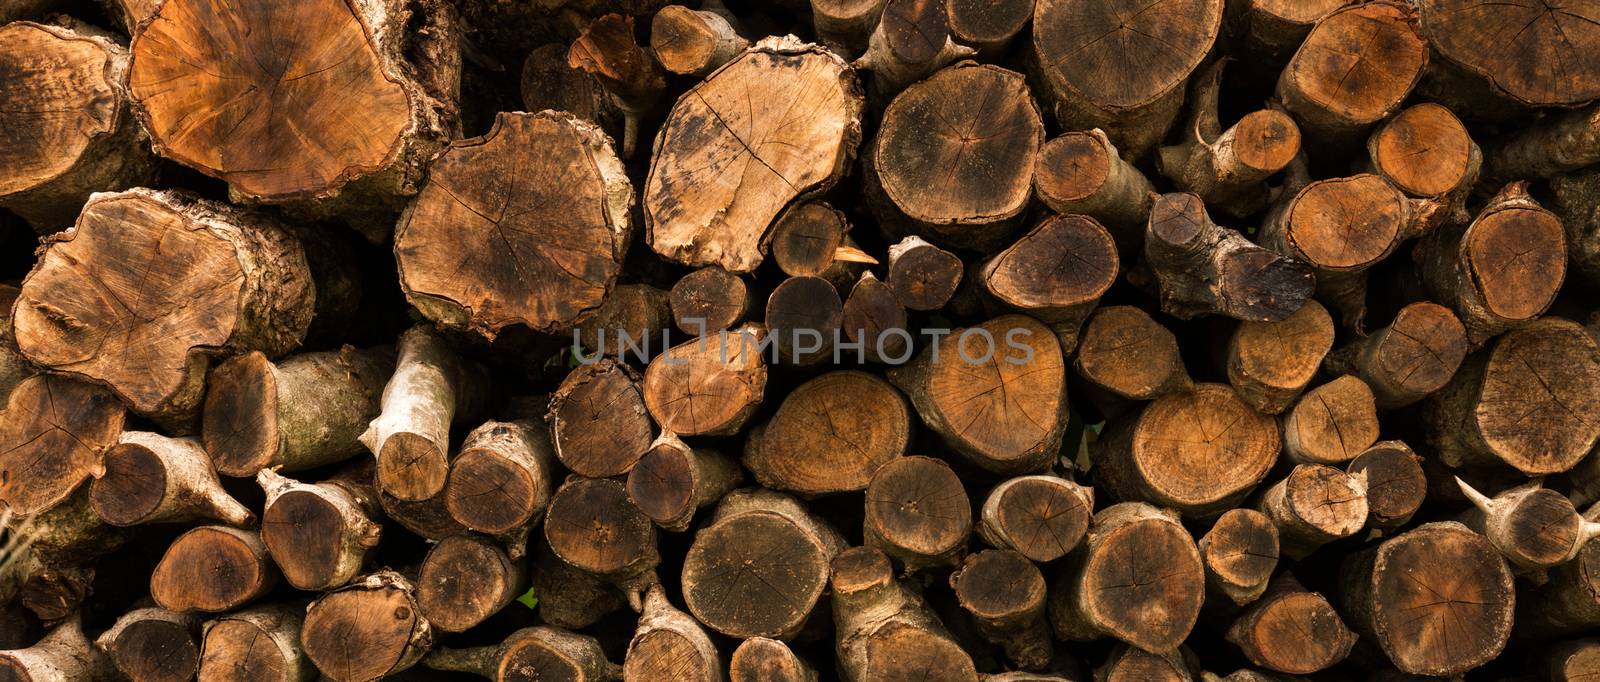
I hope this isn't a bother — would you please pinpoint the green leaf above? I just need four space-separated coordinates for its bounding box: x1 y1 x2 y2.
517 585 539 610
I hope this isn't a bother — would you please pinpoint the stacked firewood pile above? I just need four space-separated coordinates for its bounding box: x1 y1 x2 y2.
5 0 1600 679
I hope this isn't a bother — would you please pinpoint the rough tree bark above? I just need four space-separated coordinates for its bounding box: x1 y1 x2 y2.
95 607 199 682
1549 166 1600 288
950 549 1052 671
0 617 99 681
830 546 978 682
1159 61 1301 218
416 533 527 633
257 466 382 592
864 455 972 571
548 360 655 478
197 604 313 682
89 431 252 527
361 324 491 502
977 214 1119 352
1225 299 1334 414
1275 1 1426 148
623 586 722 682
1224 575 1355 675
626 432 741 532
1138 192 1314 323
424 626 619 681
744 370 909 496
150 526 278 613
544 477 659 608
1254 464 1368 559
301 570 433 682
642 324 767 436
0 374 125 518
1323 302 1467 409
977 475 1093 564
1198 508 1280 606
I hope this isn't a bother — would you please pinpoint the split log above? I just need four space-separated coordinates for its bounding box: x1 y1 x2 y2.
1224 299 1334 414
1199 509 1280 606
417 533 527 633
864 455 972 570
1255 464 1368 559
730 637 816 682
95 608 199 682
0 617 98 681
1519 502 1600 636
977 214 1120 351
852 0 976 96
127 0 459 228
1093 384 1279 517
888 315 1066 474
0 374 125 517
258 466 382 591
651 5 749 77
1415 0 1600 107
203 346 395 477
198 605 313 682
1338 521 1514 677
626 432 741 532
864 61 1043 251
1275 1 1426 147
1095 644 1195 682
1073 305 1191 405
1424 317 1600 475
396 110 631 338
150 526 277 613
1031 0 1223 155
424 626 618 681
950 549 1051 671
1224 576 1355 675
14 188 314 422
682 488 844 639
1139 192 1314 323
744 370 909 496
642 324 767 436
830 546 978 682
810 0 886 58
574 285 672 362
1456 478 1600 573
1365 103 1480 220
1322 302 1467 409
89 431 252 527
886 236 962 311
548 360 655 478
361 324 491 502
1048 502 1205 653
1228 0 1352 65
841 272 909 364
1415 182 1566 346
670 267 750 335
976 475 1092 565
544 477 659 606
1346 441 1426 530
1550 167 1600 288
644 36 861 273
444 419 554 541
528 539 625 631
521 42 623 139
1281 376 1378 466
1158 62 1300 218
0 21 157 231
623 586 721 682
765 276 843 365
946 0 1034 54
569 14 666 157
301 570 433 682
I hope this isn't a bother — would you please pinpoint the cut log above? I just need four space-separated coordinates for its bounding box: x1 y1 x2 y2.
378 486 466 542
521 42 623 140
1547 640 1600 682
769 201 848 279
1346 441 1426 530
1323 302 1467 409
198 605 312 682
682 488 844 639
1158 61 1300 218
1338 521 1514 677
1519 502 1600 636
1048 502 1205 653
626 432 741 532
1073 306 1192 404
730 637 816 682
1095 644 1195 682
744 370 909 496
1415 0 1600 107
1456 478 1600 573
417 534 527 633
14 188 314 422
1424 317 1600 475
395 110 631 338
548 360 655 478
1228 0 1352 66
864 61 1042 251
424 626 618 681
865 455 972 570
888 315 1066 474
977 475 1093 563
651 5 749 77
841 271 909 364
569 13 666 158
128 0 459 226
765 275 843 365
950 549 1051 671
301 570 433 682
444 419 554 541
89 431 252 527
645 36 862 273
1275 1 1426 146
0 21 157 231
257 466 381 592
544 477 659 606
642 324 767 436
946 0 1034 53
977 214 1119 351
0 374 125 517
880 243 960 323
95 607 199 682
1281 376 1378 465
623 586 721 682
1093 384 1279 517
1415 182 1566 346
361 324 491 502
1255 464 1368 559
1031 0 1223 155
1225 299 1334 414
1224 576 1355 674
670 267 750 335
0 617 98 681
1489 101 1600 182
1365 103 1480 219
204 346 395 477
852 0 976 96
528 539 625 631
574 284 673 361
151 526 278 613
810 0 887 58
830 546 978 682
1199 508 1280 606
1139 192 1315 323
